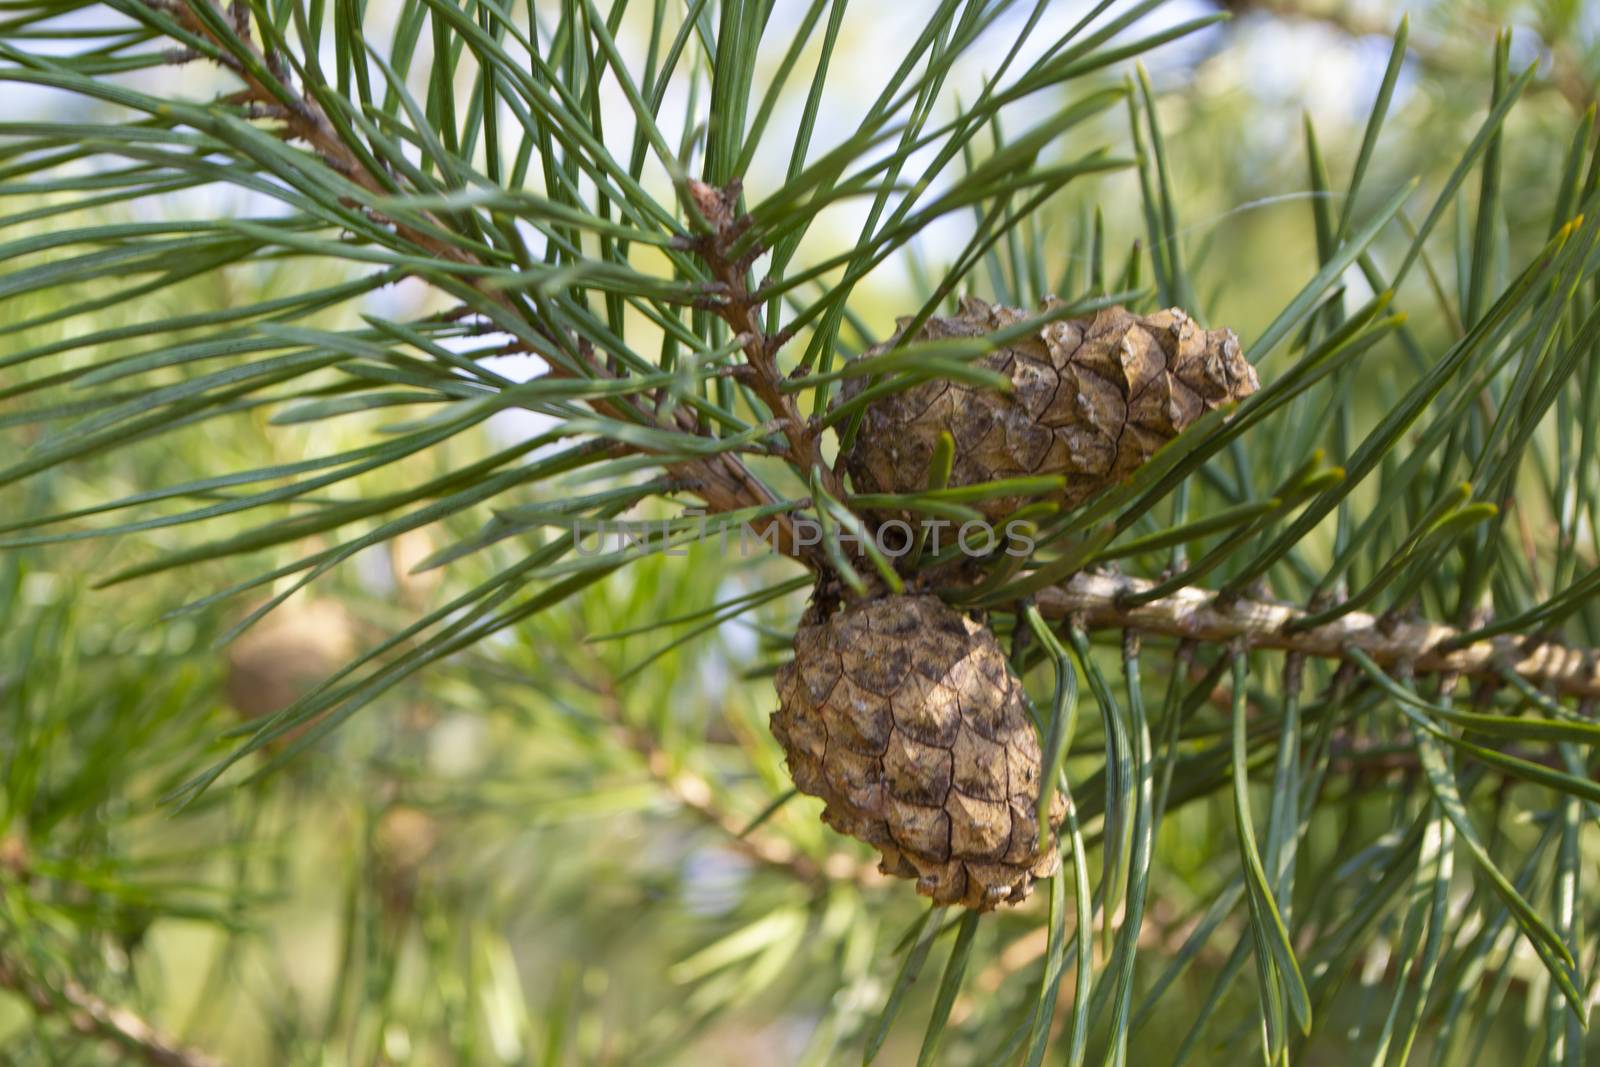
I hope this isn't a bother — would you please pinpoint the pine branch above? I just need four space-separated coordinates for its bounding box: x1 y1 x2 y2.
683 179 840 499
0 951 226 1067
629 734 881 890
153 0 473 267
1035 571 1600 699
134 0 819 565
573 636 877 889
3 0 1597 1058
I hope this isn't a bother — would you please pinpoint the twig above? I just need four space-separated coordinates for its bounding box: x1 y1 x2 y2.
685 179 842 500
569 646 880 889
0 950 226 1067
1036 571 1600 699
132 5 1600 699
148 0 815 566
631 739 883 890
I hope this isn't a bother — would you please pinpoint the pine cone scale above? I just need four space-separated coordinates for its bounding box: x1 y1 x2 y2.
772 595 1065 910
843 298 1259 519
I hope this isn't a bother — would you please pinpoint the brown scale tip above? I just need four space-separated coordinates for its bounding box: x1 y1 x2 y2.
771 594 1065 911
842 297 1259 520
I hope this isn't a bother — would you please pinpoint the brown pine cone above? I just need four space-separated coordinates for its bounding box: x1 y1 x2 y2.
771 594 1064 910
842 298 1259 520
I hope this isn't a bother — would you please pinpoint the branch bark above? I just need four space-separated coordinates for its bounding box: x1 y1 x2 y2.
685 180 842 500
0 951 226 1067
146 2 1600 701
564 643 879 889
156 0 818 565
1036 571 1600 699
633 740 883 890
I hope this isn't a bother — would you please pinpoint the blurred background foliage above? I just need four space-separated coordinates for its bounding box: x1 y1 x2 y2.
1 1 1598 1065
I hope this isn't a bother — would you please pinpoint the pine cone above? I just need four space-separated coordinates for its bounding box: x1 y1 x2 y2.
843 298 1259 519
771 594 1064 910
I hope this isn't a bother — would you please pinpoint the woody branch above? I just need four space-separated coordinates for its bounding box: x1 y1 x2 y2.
1036 571 1600 700
149 0 817 563
0 951 226 1067
147 2 1600 703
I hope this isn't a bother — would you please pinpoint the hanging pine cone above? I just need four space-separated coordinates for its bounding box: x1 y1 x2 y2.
771 594 1064 910
843 298 1259 519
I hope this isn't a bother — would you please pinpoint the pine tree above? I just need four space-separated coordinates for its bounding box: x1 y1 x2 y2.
2 1 1598 1064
